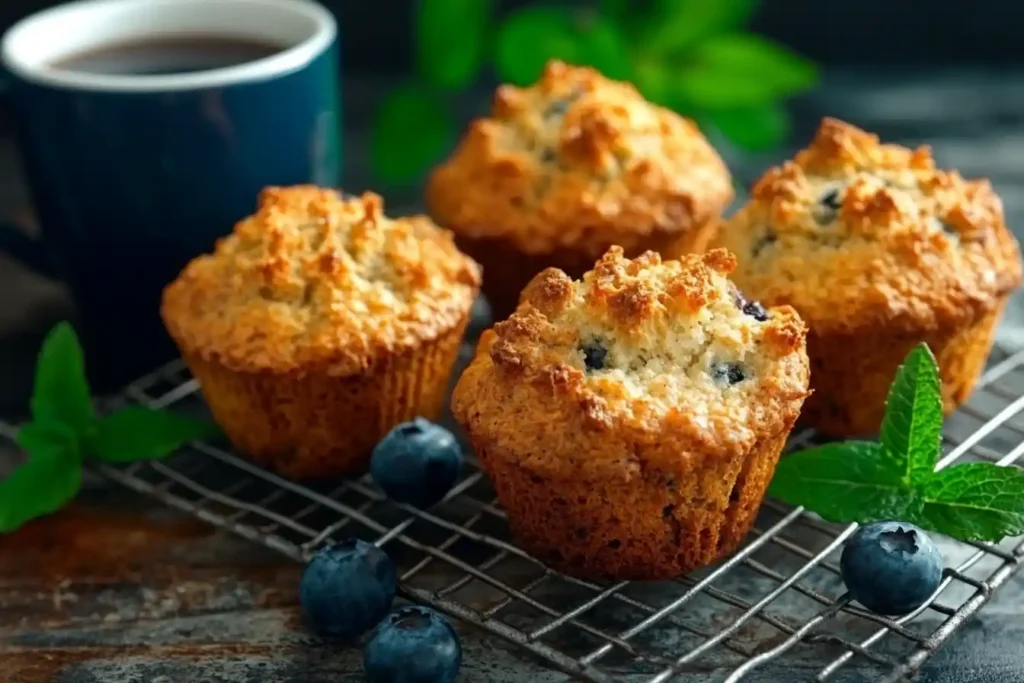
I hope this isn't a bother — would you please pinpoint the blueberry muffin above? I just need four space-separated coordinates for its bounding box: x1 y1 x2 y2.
451 247 809 580
161 187 481 479
427 60 733 319
716 118 1022 437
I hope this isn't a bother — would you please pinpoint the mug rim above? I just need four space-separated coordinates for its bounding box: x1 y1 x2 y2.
0 0 337 93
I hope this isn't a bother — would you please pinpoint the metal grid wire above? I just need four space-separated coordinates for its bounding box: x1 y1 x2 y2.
5 340 1024 682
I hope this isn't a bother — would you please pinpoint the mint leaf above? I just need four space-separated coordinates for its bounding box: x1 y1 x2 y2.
691 33 818 94
416 0 492 90
87 407 221 463
913 463 1024 542
1 422 82 533
632 58 676 108
493 9 630 84
768 343 1024 544
644 0 760 56
673 66 785 109
599 0 630 18
669 35 818 111
880 343 943 484
18 420 81 463
709 103 790 151
494 7 582 85
768 442 922 523
576 15 632 81
370 84 455 186
31 322 94 433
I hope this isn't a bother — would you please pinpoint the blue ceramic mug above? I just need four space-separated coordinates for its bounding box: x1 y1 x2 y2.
0 0 341 392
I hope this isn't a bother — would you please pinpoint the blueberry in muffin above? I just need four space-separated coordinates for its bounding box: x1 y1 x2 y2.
161 187 481 479
451 246 809 580
427 59 734 319
716 118 1023 436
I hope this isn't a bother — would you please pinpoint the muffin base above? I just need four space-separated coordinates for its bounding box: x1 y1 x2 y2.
801 301 1006 438
182 319 468 480
475 430 790 581
457 223 719 321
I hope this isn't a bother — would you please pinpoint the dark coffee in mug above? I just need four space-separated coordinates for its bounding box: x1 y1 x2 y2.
50 36 286 76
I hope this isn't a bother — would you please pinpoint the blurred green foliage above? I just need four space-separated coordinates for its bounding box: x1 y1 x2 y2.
370 0 819 186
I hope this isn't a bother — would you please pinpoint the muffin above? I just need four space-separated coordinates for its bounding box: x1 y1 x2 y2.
451 246 810 580
716 118 1023 437
161 187 481 479
427 60 734 319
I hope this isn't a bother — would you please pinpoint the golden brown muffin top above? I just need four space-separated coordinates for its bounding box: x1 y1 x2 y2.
426 60 734 257
716 118 1023 335
161 187 481 375
452 247 810 472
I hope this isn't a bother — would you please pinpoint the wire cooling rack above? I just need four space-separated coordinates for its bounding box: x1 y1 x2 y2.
5 331 1024 682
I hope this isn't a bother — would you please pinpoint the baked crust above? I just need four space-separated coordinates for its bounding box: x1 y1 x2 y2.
716 117 1023 335
427 60 734 257
161 187 481 376
452 247 810 468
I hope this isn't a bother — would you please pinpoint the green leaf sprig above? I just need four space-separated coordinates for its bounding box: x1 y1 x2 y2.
371 0 819 185
0 322 220 533
769 344 1024 543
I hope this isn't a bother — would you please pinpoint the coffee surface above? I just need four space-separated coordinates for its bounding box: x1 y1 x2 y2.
50 36 285 75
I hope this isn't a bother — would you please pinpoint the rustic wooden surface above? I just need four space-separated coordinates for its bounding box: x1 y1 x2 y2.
3 70 1024 682
0 477 642 683
3 475 1024 683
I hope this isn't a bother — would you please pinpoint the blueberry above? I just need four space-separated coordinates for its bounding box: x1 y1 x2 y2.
840 521 944 616
544 99 571 119
363 606 462 683
711 362 747 386
729 284 769 321
543 91 579 119
371 418 463 509
581 341 609 371
742 300 769 322
820 187 843 210
813 186 844 225
300 539 398 639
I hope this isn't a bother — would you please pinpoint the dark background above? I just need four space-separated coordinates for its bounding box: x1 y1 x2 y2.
0 0 1023 70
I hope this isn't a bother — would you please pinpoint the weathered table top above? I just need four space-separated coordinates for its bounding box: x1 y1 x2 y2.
4 69 1024 682
3 478 1024 683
